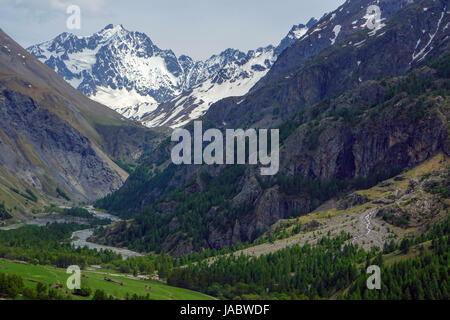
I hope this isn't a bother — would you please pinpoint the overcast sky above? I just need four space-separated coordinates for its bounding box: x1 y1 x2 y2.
1 0 345 60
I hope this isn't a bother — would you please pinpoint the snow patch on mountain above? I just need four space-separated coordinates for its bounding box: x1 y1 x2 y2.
331 25 342 44
90 86 158 119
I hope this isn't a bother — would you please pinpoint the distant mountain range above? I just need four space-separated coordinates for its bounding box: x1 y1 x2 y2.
27 19 317 128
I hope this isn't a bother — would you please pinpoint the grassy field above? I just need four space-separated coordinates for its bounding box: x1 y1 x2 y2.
0 259 213 300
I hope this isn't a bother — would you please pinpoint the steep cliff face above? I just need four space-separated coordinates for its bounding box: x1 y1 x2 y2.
0 28 161 213
0 88 124 202
280 79 447 180
94 0 449 256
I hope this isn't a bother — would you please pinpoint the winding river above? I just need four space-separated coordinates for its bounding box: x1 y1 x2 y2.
1 206 142 260
70 207 142 260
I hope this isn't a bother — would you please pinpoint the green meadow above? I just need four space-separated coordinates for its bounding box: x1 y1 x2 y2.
0 259 213 300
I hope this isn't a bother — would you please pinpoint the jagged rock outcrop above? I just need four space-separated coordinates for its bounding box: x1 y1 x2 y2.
337 193 369 210
0 89 123 201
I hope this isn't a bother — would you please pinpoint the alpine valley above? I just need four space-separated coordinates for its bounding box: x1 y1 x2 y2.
0 0 449 302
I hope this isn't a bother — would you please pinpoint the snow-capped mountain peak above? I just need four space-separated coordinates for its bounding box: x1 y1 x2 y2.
28 19 316 127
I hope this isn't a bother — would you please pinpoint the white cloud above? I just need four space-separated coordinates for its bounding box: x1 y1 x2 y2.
9 0 106 15
48 0 106 13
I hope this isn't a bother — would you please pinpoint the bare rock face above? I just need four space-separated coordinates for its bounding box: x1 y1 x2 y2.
207 218 234 250
233 186 315 244
162 233 194 257
281 102 446 181
0 89 124 201
230 176 262 210
337 193 369 210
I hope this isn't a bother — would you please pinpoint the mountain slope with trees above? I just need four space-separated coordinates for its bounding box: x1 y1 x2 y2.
94 0 449 257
